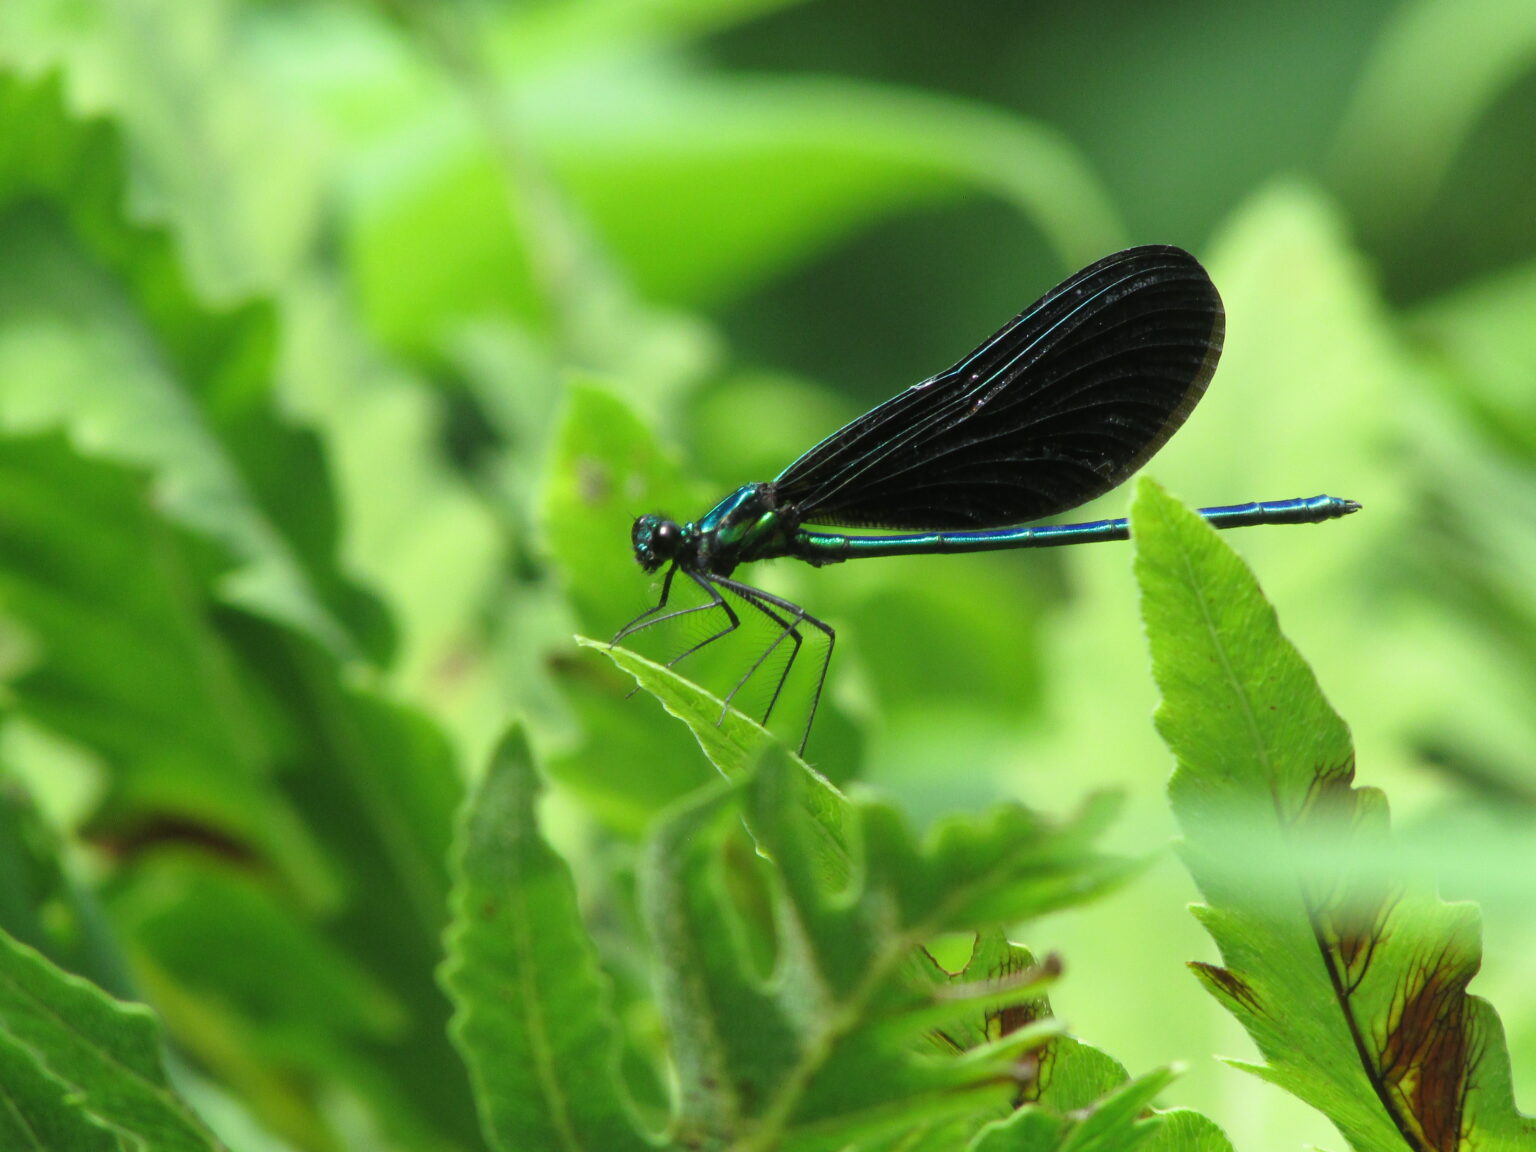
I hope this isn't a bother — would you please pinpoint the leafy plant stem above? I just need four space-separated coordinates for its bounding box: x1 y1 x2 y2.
733 860 1051 1149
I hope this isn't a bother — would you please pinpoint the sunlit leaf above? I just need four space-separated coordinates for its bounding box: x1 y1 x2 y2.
579 635 852 874
970 1066 1201 1152
0 434 320 886
114 858 402 1069
0 762 132 1006
641 747 1130 1150
0 437 474 1147
1 3 516 718
0 0 320 298
0 71 387 661
1134 476 1536 1150
0 1033 121 1152
544 381 706 634
0 926 223 1151
441 727 649 1152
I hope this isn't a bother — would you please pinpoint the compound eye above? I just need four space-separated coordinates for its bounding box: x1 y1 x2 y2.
632 515 683 573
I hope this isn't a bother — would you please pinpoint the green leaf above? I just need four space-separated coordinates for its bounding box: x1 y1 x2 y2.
1052 1067 1175 1152
0 70 388 662
0 433 323 890
971 1066 1177 1152
0 0 321 299
1413 257 1536 448
535 379 730 828
579 638 783 778
1400 259 1536 788
543 73 1123 305
970 1109 1065 1152
944 934 1232 1152
0 925 224 1151
0 429 476 1146
274 274 509 738
544 382 706 636
112 858 401 1067
0 760 131 1000
1140 1109 1234 1152
578 636 854 877
968 1064 1238 1152
1 3 513 716
441 727 648 1152
223 631 478 1148
0 1032 122 1152
640 747 1131 1150
940 932 1127 1116
1132 476 1536 1151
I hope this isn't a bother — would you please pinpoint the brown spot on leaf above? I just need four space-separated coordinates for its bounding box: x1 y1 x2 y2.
993 997 1045 1037
576 456 611 505
985 952 1061 1040
980 952 1061 1107
1319 884 1400 994
1377 942 1473 1151
1011 1047 1045 1105
1190 962 1264 1016
1294 755 1359 827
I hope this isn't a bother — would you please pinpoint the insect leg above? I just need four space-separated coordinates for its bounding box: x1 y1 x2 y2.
613 566 741 657
714 586 802 728
611 564 681 645
661 570 742 667
713 577 836 755
613 568 744 699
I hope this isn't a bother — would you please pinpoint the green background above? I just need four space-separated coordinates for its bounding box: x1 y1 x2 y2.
0 1 1533 1149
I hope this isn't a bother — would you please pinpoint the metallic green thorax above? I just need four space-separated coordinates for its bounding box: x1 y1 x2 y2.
631 483 806 579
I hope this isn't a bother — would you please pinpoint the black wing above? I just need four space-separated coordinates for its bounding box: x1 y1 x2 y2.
772 245 1223 530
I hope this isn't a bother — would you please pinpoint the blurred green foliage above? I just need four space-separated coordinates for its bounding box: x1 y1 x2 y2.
0 0 1534 1149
